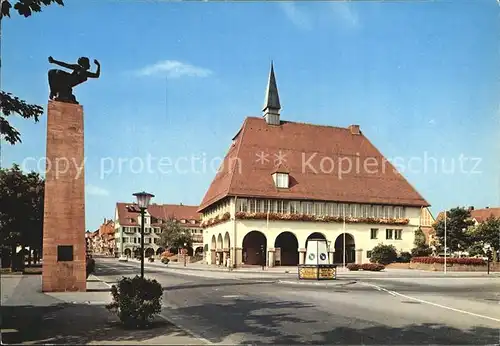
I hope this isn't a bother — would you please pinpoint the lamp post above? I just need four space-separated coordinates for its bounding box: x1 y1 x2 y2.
133 191 155 279
484 244 492 275
183 242 187 267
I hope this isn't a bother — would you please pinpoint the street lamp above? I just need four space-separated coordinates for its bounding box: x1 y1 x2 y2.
133 191 155 279
183 242 187 267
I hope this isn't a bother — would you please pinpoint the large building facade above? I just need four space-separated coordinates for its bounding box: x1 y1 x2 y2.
198 63 430 267
114 203 203 258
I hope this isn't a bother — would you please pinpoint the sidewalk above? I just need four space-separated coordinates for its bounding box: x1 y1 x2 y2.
1 274 208 345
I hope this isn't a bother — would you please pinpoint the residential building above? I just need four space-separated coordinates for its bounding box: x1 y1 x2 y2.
420 207 436 246
198 63 430 267
114 203 203 258
470 207 500 225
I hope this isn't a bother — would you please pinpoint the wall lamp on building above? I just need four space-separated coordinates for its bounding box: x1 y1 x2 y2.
133 191 155 279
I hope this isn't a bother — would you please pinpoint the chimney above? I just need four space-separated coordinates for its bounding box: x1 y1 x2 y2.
349 125 360 135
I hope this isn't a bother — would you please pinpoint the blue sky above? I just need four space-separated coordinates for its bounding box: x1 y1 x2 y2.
3 0 499 231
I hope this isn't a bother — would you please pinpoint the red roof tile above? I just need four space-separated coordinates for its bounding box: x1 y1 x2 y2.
199 117 429 212
471 207 500 223
116 203 202 227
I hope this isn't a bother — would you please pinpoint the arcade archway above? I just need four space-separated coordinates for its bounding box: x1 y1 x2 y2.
224 232 231 249
334 233 355 264
274 231 299 266
124 248 131 257
145 248 155 258
156 247 165 256
306 232 326 248
217 234 223 249
242 231 267 265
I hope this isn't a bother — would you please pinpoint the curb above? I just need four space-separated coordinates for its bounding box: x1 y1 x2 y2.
277 279 358 287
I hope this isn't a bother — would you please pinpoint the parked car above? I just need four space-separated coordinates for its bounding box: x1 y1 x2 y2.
118 256 128 262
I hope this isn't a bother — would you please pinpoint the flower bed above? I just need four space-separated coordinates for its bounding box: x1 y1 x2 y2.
234 211 409 225
346 263 385 271
201 212 231 228
411 257 486 266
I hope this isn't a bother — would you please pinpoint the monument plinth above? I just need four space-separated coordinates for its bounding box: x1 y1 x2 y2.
42 100 86 292
298 238 337 280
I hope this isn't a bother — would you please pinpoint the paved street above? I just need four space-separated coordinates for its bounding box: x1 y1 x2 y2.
95 258 500 345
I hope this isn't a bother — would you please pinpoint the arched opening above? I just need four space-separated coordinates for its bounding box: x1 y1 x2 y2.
195 246 204 255
217 234 223 249
224 232 231 249
242 231 267 265
274 231 299 266
133 248 141 259
145 248 155 258
334 233 356 264
306 232 326 248
211 235 216 250
124 248 131 257
156 247 165 256
186 246 194 256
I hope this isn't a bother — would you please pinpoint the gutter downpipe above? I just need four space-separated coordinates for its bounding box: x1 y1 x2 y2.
233 196 237 268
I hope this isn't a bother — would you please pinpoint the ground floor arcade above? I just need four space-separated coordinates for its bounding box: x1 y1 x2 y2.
204 220 415 267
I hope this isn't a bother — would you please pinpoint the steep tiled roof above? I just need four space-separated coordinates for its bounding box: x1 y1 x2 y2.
199 117 429 212
116 202 201 227
471 207 500 223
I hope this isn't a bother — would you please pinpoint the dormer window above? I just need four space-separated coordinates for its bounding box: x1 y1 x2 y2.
273 172 289 189
181 219 186 224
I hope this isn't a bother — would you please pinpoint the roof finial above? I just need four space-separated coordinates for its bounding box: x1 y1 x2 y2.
263 60 281 112
263 61 281 125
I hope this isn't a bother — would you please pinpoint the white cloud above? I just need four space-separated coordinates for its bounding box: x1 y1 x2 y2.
135 60 213 78
428 119 436 125
330 2 359 29
86 184 109 196
278 3 312 30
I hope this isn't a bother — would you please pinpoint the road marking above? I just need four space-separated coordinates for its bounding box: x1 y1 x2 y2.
158 313 212 344
362 282 500 323
222 295 242 298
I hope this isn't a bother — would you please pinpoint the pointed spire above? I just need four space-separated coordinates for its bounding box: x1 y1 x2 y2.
263 61 281 112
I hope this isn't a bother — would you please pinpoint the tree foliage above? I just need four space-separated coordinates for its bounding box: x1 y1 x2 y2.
1 0 63 18
158 219 192 252
411 227 432 257
433 207 475 252
0 0 64 144
0 164 44 260
369 244 398 265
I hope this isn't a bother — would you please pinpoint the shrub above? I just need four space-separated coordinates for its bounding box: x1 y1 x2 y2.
361 263 385 271
346 263 360 271
161 257 169 264
106 276 163 328
397 252 412 263
411 245 432 257
411 257 486 266
369 244 398 265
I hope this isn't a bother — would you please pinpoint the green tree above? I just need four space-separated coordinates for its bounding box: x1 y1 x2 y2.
469 216 500 261
158 219 192 253
369 244 398 265
433 207 475 253
410 227 432 257
1 0 64 144
0 164 44 268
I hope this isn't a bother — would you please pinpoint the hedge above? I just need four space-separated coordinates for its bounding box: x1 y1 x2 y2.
411 257 486 266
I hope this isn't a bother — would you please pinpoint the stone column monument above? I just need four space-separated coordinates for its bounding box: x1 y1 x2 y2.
42 56 101 292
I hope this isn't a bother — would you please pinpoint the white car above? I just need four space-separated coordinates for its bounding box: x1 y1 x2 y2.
118 256 128 262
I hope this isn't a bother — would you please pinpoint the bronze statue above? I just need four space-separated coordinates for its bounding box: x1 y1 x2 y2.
48 56 101 104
